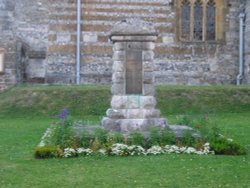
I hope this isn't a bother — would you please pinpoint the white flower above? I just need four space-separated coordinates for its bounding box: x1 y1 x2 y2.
185 147 196 154
60 142 215 158
77 148 93 156
62 148 76 158
110 143 130 156
146 146 163 155
179 147 187 153
204 143 210 147
128 145 145 156
98 149 106 155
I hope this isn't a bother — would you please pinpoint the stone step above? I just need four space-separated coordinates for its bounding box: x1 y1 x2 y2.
106 109 161 119
111 95 157 109
101 117 168 132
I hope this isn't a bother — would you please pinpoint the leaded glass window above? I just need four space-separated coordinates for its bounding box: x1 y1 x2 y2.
178 0 221 42
181 0 190 40
206 0 216 40
194 0 203 40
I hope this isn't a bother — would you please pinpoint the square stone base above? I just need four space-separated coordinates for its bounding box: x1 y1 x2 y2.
101 117 168 133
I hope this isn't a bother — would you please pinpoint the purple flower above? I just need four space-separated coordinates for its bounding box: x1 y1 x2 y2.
60 108 69 121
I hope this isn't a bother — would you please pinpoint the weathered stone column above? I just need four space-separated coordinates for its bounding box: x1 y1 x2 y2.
101 19 168 133
0 48 5 73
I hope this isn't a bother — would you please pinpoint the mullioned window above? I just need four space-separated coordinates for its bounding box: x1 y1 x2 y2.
177 0 224 42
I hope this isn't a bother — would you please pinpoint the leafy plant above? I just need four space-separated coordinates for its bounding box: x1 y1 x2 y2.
181 130 196 147
34 146 62 159
160 129 176 145
89 138 102 152
210 136 246 155
80 130 94 148
148 127 161 147
129 131 145 146
111 132 124 143
50 123 75 149
93 128 108 145
50 108 77 148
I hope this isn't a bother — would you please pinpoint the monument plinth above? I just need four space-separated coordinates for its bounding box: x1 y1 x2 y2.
101 19 168 133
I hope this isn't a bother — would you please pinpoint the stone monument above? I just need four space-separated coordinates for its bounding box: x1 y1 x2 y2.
101 19 168 133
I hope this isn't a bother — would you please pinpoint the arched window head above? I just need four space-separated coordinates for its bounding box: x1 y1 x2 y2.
206 0 216 40
181 0 191 40
194 0 203 41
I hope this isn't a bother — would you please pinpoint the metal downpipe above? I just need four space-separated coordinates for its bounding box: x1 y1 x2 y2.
76 0 81 85
237 12 246 85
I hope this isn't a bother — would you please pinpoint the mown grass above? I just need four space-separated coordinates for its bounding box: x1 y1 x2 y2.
0 85 250 187
0 114 250 188
0 84 250 118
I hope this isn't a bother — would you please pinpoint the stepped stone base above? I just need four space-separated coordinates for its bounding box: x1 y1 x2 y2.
101 94 168 133
74 124 197 139
101 117 168 133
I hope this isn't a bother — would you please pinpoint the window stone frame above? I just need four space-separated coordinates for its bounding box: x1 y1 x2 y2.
176 0 225 43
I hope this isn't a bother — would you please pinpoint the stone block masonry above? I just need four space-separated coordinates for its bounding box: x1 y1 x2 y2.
47 0 247 85
0 0 16 91
244 0 250 84
0 0 250 90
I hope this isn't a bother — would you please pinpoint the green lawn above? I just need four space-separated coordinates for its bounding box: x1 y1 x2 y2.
1 85 250 187
1 113 250 188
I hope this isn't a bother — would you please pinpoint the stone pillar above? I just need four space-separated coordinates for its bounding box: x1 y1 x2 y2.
0 48 5 91
0 48 4 73
101 19 168 133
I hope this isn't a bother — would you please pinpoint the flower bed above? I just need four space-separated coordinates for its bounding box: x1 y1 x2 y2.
34 109 246 159
36 143 214 159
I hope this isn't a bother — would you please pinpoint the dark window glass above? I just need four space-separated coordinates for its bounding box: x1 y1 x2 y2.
181 0 190 40
194 0 203 40
206 0 216 40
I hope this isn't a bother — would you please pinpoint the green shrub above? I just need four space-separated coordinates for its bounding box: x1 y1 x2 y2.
129 131 145 146
89 138 102 152
93 128 108 145
181 130 196 147
80 128 108 149
50 124 76 149
210 136 246 155
148 128 161 147
50 110 78 149
160 129 176 145
80 130 94 148
111 132 124 143
34 146 62 159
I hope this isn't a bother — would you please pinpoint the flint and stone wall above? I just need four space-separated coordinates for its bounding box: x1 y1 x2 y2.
46 0 249 85
0 0 249 91
245 0 250 84
0 0 16 91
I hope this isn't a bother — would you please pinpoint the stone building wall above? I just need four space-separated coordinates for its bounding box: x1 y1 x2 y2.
245 0 250 84
0 0 249 90
0 0 16 91
0 0 49 90
48 0 245 85
14 0 49 83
